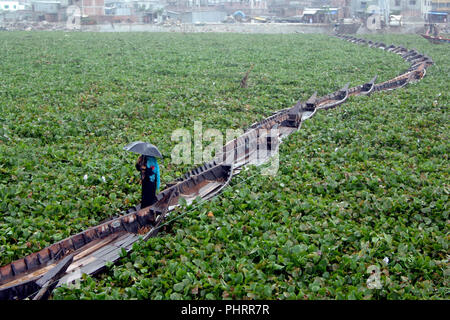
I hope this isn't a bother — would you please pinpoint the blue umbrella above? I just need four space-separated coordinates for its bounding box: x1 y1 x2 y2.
124 141 163 158
233 11 245 19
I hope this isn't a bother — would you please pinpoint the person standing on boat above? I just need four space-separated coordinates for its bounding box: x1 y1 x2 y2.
124 141 163 209
136 155 160 208
433 24 440 37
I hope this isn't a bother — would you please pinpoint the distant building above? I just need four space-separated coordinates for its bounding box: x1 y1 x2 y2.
427 0 448 21
72 0 104 16
164 0 268 16
432 0 450 11
105 1 132 15
180 10 226 22
131 0 165 11
330 0 351 18
33 0 70 5
302 6 341 22
268 0 312 17
32 1 60 13
389 0 431 19
0 1 26 11
351 0 384 16
266 0 350 18
32 1 65 21
351 0 431 20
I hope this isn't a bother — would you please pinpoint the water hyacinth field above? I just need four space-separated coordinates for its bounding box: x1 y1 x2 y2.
0 32 448 300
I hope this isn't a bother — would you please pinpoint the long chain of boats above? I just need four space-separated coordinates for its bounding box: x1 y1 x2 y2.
0 35 434 300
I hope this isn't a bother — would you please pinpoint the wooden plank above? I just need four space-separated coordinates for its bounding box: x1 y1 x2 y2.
66 256 96 273
33 254 73 300
90 244 123 260
198 181 222 197
98 249 121 263
0 264 55 289
72 232 125 262
113 234 140 250
111 233 137 248
79 259 108 276
36 255 73 288
58 268 83 285
58 255 106 285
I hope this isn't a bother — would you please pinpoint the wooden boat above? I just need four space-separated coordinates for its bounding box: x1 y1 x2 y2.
391 46 408 55
405 52 425 63
385 44 398 52
401 49 423 62
281 92 317 129
0 163 233 300
374 42 387 50
421 34 450 44
408 54 433 67
348 76 377 97
316 83 350 110
374 73 411 92
409 62 427 82
249 108 290 130
300 93 318 121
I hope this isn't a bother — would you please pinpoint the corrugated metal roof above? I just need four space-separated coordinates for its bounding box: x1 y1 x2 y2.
303 9 318 15
428 11 448 15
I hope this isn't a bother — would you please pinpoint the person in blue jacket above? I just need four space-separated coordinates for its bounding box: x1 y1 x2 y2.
136 155 160 208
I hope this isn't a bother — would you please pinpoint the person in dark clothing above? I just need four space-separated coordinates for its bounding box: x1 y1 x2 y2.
136 155 160 208
433 24 440 37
